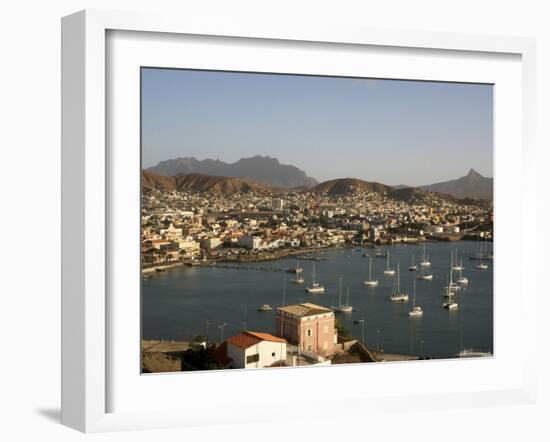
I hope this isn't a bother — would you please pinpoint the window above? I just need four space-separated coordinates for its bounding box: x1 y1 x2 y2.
307 329 312 337
307 345 312 351
246 354 259 364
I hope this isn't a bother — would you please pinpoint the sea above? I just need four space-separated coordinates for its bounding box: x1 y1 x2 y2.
142 240 493 359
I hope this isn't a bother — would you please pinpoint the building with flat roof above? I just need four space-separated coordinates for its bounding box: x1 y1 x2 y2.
276 303 336 357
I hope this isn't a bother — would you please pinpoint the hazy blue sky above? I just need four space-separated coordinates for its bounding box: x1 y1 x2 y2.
142 68 493 186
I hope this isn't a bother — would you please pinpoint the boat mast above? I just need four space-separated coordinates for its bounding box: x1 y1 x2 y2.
397 263 400 292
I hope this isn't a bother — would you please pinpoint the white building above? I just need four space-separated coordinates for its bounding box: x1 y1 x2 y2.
238 234 262 250
226 331 287 369
271 198 284 211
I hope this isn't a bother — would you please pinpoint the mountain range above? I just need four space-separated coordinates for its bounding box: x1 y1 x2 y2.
146 155 318 189
419 168 493 200
145 156 493 201
142 171 274 195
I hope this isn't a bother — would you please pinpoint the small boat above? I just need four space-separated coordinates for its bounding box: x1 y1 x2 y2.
353 318 364 324
408 254 417 271
442 288 458 309
383 251 395 276
293 261 305 283
374 248 387 258
306 261 325 293
457 260 468 285
419 243 431 267
442 300 458 310
332 280 353 312
476 259 488 270
390 264 409 302
452 249 463 271
447 251 461 292
364 257 379 287
258 304 272 312
409 281 423 317
417 266 433 281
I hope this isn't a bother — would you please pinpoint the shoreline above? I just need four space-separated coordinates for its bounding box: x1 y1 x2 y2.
141 238 486 275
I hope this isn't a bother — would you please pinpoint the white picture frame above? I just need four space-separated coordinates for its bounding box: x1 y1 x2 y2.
61 9 537 433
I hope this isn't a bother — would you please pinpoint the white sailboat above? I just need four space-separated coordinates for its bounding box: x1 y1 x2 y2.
442 281 458 309
419 243 431 267
408 254 417 271
383 251 395 276
476 254 488 270
408 280 423 317
306 261 325 293
364 257 379 287
333 284 353 313
452 249 463 271
293 261 304 284
417 265 433 281
448 251 461 292
390 264 409 302
457 260 468 285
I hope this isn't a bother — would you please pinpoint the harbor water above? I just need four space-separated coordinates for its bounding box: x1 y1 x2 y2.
142 240 493 359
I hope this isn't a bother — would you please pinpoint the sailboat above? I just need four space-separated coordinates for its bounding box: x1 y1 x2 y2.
383 251 395 276
364 257 379 287
419 243 431 267
417 265 433 281
333 283 353 313
390 264 409 302
408 280 423 317
442 279 459 309
448 251 461 292
408 254 417 271
306 261 325 293
457 260 468 285
476 253 488 270
452 249 463 271
293 261 304 284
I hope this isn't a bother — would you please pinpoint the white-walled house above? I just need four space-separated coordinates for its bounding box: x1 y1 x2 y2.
226 331 287 369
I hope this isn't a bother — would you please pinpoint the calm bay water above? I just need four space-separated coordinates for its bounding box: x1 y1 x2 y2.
142 240 493 359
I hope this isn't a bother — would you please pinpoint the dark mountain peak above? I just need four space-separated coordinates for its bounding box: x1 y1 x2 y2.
466 168 483 178
420 169 493 200
146 155 318 188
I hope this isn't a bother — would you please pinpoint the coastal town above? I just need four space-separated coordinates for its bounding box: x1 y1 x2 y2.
141 174 493 373
141 174 493 268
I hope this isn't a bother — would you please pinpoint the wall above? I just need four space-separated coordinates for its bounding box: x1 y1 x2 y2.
0 1 548 441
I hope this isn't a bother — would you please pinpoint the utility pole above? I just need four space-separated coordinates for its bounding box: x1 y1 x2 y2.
219 322 227 343
362 316 365 346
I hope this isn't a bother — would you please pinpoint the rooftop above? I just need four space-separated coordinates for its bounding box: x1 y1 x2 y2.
278 303 333 317
226 331 286 350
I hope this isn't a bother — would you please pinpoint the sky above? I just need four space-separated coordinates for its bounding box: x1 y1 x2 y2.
141 68 493 186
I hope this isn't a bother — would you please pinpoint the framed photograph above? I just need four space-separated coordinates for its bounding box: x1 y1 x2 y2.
61 9 537 432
